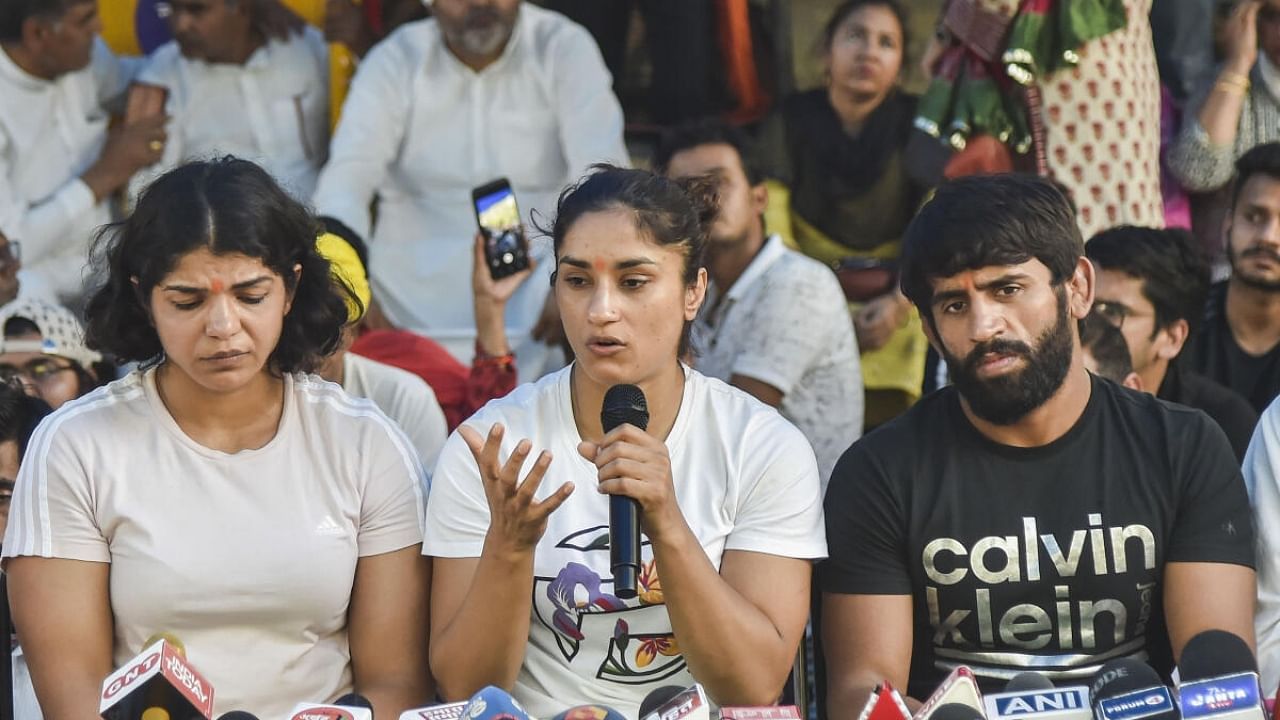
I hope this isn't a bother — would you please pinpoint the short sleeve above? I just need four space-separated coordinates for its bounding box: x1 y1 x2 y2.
818 440 912 595
1166 411 1255 566
355 414 428 557
1247 398 1280 692
2 415 108 562
731 261 850 396
723 414 826 560
421 426 493 558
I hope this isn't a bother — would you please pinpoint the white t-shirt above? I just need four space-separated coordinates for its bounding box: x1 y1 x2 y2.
2 368 427 719
342 352 448 471
693 236 863 487
424 365 827 718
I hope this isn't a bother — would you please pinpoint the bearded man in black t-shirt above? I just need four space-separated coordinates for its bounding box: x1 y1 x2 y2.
820 174 1256 717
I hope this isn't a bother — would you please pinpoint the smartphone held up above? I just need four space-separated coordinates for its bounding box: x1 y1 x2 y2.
472 178 531 281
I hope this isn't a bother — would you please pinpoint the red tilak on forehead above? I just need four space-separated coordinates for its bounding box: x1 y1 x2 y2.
592 258 605 272
209 279 225 293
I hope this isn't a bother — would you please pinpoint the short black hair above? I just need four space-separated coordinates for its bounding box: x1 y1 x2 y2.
85 157 352 373
1079 311 1134 384
653 119 765 186
900 174 1083 319
1232 142 1280 210
0 378 51 458
0 0 90 42
1085 225 1209 335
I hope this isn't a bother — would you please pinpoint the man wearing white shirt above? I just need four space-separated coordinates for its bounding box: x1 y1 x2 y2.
659 121 863 487
132 0 329 201
312 0 628 380
0 0 163 305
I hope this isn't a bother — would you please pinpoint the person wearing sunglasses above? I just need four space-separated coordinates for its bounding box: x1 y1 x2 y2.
0 296 106 409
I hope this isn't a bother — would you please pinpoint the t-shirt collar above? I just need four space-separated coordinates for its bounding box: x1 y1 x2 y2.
724 234 787 302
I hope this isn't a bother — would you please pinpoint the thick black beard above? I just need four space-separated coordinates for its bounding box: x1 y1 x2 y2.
941 292 1075 426
1228 242 1280 292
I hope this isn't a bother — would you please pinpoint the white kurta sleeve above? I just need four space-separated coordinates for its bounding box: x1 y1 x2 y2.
546 23 629 174
311 34 412 241
0 127 97 267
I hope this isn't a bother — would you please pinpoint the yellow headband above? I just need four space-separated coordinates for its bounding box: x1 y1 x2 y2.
316 232 371 324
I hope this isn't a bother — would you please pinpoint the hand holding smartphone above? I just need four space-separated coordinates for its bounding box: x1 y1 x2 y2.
472 178 531 281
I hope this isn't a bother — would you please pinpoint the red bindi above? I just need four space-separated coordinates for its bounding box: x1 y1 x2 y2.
592 258 605 272
209 279 225 293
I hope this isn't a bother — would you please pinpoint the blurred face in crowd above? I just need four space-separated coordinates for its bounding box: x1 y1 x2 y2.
663 143 767 248
1261 1 1280 67
166 0 251 63
825 3 904 103
555 209 706 390
926 258 1091 426
0 439 16 537
29 0 100 78
149 247 294 396
0 233 20 307
432 0 520 62
0 335 88 410
1093 269 1181 380
1228 173 1280 291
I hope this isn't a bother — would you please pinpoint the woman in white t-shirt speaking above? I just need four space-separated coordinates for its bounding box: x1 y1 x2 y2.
425 165 828 718
2 158 432 719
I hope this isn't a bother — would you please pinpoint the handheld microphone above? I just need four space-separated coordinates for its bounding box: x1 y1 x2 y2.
100 634 215 720
601 384 648 599
397 702 467 720
456 686 532 720
641 687 688 719
1088 658 1178 720
855 682 911 720
551 705 628 720
640 684 711 720
215 713 260 720
1175 630 1264 720
983 673 1090 720
914 667 985 720
288 693 374 720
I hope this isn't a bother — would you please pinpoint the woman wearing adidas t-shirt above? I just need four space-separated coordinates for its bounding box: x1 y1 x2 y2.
425 166 828 718
1 159 432 719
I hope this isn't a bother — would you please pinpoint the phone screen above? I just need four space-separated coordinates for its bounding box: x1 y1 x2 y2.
474 183 530 279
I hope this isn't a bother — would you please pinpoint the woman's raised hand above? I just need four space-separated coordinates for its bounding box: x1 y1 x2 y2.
459 423 574 555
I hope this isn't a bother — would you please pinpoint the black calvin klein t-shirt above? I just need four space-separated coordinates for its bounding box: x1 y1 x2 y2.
819 376 1254 699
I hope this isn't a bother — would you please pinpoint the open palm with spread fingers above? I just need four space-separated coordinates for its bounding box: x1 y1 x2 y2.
459 423 574 553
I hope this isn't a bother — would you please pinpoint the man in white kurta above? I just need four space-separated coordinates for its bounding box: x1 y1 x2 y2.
131 23 328 201
312 1 628 379
0 10 152 306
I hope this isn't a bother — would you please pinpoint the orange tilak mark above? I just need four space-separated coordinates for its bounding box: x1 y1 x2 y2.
592 258 605 272
209 279 225 293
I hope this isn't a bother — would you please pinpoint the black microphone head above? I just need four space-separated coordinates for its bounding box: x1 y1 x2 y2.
551 705 628 720
334 693 373 711
639 685 686 718
1178 629 1257 680
930 703 986 720
1005 672 1055 692
216 713 260 720
602 384 649 433
1089 658 1163 706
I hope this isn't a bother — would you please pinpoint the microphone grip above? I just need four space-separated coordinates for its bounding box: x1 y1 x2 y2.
610 494 640 599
